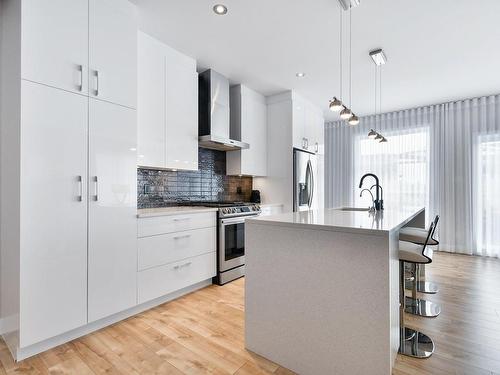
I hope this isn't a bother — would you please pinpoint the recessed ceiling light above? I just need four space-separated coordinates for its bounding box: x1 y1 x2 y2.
296 72 305 78
213 4 228 15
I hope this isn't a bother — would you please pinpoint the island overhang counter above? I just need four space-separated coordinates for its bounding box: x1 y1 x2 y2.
245 207 425 375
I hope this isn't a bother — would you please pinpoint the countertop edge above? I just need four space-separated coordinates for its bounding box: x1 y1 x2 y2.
247 207 425 236
246 218 390 236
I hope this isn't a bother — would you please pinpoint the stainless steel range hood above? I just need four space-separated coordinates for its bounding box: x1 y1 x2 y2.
198 69 249 151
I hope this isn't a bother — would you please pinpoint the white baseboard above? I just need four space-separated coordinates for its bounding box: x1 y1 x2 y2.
14 279 212 361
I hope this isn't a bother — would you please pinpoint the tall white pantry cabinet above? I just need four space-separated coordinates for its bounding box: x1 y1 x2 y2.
0 0 138 360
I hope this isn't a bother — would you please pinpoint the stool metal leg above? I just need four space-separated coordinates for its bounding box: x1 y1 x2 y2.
405 262 441 318
405 263 441 318
405 263 439 294
399 261 435 358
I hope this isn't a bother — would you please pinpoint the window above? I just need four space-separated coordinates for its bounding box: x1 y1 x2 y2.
353 129 430 213
476 134 500 257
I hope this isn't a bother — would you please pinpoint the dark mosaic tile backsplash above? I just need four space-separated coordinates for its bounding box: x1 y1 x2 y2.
138 148 253 208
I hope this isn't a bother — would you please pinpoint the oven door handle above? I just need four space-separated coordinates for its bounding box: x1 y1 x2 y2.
220 217 248 225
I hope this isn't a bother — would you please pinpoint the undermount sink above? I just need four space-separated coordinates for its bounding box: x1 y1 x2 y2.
337 207 371 212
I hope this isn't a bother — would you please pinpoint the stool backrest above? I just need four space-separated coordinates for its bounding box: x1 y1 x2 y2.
431 215 440 243
422 221 437 262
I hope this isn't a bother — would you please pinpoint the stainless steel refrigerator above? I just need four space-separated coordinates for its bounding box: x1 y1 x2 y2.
293 148 318 212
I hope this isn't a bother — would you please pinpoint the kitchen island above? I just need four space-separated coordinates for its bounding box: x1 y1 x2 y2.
245 207 425 375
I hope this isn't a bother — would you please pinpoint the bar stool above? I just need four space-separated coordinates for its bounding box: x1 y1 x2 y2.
399 222 436 358
400 217 441 318
400 215 440 294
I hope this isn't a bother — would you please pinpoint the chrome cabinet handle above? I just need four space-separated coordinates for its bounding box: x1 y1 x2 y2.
315 142 319 153
173 218 190 222
93 176 99 201
173 261 192 270
77 176 83 201
174 234 191 240
77 65 83 92
94 70 99 96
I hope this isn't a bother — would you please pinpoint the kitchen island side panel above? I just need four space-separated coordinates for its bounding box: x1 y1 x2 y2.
245 221 397 375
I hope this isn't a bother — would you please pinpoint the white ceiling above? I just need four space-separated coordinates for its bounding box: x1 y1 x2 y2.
135 0 500 120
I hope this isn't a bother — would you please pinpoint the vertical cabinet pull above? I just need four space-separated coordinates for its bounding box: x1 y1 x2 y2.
94 70 99 96
76 176 83 201
77 65 83 92
93 176 99 201
315 142 319 153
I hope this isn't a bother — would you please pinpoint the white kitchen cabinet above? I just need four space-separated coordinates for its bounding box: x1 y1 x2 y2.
227 85 267 176
137 211 216 304
137 32 198 170
165 50 199 170
137 33 166 167
137 32 198 171
89 0 137 108
20 0 136 108
138 252 216 304
292 95 307 150
138 227 216 271
88 99 137 323
19 81 88 347
21 0 89 95
1 0 138 358
314 110 325 155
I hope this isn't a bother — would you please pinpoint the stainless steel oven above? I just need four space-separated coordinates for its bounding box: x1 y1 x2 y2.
183 201 261 285
219 216 247 272
216 204 260 284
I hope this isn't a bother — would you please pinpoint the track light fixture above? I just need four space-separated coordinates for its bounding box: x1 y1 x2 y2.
368 129 377 138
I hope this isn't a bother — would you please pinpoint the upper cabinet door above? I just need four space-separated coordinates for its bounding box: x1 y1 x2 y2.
89 0 137 109
88 98 137 322
21 0 89 95
242 88 267 176
165 49 199 171
19 81 88 347
137 32 166 167
292 96 307 150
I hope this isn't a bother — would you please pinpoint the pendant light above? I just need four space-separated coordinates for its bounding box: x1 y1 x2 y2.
346 8 359 126
329 97 343 111
368 48 388 142
329 6 344 112
348 114 359 125
340 106 352 120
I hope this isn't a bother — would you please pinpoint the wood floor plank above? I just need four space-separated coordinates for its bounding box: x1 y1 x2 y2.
2 252 500 374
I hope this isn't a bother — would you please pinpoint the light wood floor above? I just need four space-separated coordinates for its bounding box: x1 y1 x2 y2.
1 252 500 374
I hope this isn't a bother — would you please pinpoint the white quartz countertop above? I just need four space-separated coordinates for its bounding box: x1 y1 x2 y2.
248 206 425 235
137 206 218 218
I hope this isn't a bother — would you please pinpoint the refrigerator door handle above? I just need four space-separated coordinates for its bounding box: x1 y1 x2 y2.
306 160 313 207
309 160 315 208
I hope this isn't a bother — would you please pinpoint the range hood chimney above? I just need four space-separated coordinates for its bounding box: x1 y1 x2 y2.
198 69 249 151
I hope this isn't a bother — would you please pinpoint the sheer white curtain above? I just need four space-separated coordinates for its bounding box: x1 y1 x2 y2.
325 95 500 257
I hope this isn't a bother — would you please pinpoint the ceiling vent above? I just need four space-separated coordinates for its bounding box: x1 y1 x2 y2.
337 0 360 11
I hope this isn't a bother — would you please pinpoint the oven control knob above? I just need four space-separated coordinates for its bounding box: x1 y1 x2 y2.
231 208 237 213
222 208 228 214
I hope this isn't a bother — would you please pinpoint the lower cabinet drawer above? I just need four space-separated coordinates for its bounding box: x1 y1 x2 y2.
138 227 216 271
137 252 216 304
138 212 216 237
